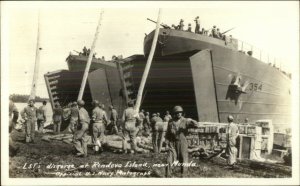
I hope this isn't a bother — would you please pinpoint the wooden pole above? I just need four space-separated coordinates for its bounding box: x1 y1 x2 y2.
29 11 41 100
78 10 104 100
134 9 162 112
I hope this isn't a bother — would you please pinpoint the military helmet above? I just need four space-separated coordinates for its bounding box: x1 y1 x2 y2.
92 100 99 106
77 100 85 106
213 25 216 28
227 115 234 122
152 113 157 117
173 105 183 113
28 99 35 103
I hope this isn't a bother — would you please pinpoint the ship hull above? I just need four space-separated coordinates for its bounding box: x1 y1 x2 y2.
45 29 291 131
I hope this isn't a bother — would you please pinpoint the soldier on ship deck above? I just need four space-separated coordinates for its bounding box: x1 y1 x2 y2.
179 19 184 30
194 16 200 34
187 23 192 32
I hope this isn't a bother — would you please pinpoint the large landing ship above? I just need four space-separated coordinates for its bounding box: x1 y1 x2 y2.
45 27 291 131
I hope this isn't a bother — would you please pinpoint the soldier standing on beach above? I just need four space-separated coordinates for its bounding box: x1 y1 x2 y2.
52 103 63 134
9 97 19 156
21 99 37 143
69 102 79 134
165 105 199 177
36 101 47 133
151 113 163 153
91 100 108 153
109 105 119 135
226 115 239 168
121 100 142 154
73 100 90 157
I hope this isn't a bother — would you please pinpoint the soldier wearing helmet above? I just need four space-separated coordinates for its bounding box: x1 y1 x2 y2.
165 105 199 177
194 16 200 34
179 19 184 30
151 112 163 153
226 115 239 168
36 101 47 133
187 23 192 32
73 100 90 157
52 102 63 134
137 109 145 136
143 111 151 134
91 100 108 153
121 100 142 153
68 101 79 133
109 105 119 135
21 99 37 143
9 97 19 156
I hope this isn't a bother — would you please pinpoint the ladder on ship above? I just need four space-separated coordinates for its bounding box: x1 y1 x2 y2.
116 60 136 106
44 70 66 109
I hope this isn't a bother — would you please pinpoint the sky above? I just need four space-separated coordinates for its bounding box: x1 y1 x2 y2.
2 1 299 98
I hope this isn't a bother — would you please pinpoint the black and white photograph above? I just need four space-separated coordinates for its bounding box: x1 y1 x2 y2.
1 1 299 185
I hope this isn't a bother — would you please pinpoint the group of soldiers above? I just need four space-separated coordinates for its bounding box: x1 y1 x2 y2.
171 16 230 41
9 97 240 176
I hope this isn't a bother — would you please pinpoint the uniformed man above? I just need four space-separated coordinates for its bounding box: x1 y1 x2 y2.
244 118 249 126
217 28 222 39
91 100 108 153
109 105 119 135
21 99 38 143
165 105 199 177
69 102 79 133
52 103 63 134
73 100 90 157
36 101 47 133
179 19 184 30
212 25 218 38
9 97 19 156
151 113 163 153
137 109 145 136
163 110 172 122
121 100 142 153
187 23 192 32
226 115 239 168
83 46 88 56
9 97 19 133
194 16 200 33
157 113 162 121
143 111 151 134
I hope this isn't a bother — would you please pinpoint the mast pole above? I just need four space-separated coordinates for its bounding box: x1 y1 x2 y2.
134 8 162 112
29 11 41 100
78 10 104 100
